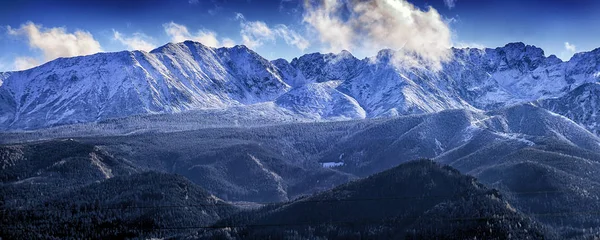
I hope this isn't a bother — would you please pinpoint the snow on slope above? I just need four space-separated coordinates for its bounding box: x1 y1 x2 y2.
0 72 10 87
271 58 307 88
275 81 366 120
289 42 600 117
1 41 600 131
338 49 475 117
289 50 362 84
0 41 290 129
446 43 600 109
480 103 600 152
537 83 600 136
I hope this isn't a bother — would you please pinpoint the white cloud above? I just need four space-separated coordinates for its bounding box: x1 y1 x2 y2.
303 0 452 70
113 30 156 51
6 21 102 70
236 14 275 49
163 22 234 48
13 57 40 71
194 30 221 47
221 38 236 48
444 0 456 9
7 22 102 62
453 42 486 49
302 1 353 52
0 59 8 72
274 24 310 51
236 13 310 51
163 22 194 43
565 42 576 53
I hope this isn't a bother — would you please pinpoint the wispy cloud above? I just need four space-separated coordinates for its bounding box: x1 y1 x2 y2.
163 22 235 48
7 21 102 70
279 0 302 14
564 42 576 53
112 30 156 51
274 25 310 51
236 13 309 51
236 13 275 49
303 0 452 70
13 56 39 71
443 0 457 9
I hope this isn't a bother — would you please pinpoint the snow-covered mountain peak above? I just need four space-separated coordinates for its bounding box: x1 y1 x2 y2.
497 42 544 55
149 41 186 54
291 50 358 66
289 51 362 83
0 40 293 129
367 48 451 72
2 41 600 131
338 49 353 57
500 42 545 65
570 46 600 60
371 49 396 64
481 42 549 72
449 42 552 71
567 47 600 70
217 44 264 60
498 42 543 54
546 54 563 65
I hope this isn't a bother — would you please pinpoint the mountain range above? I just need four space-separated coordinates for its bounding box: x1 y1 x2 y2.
2 41 600 239
0 41 599 134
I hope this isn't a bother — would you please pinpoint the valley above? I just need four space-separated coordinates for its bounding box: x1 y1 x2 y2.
2 103 600 238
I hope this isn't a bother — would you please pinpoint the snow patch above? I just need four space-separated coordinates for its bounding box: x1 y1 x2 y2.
322 162 344 168
89 152 113 179
248 154 286 196
434 138 444 153
52 159 67 167
493 132 535 146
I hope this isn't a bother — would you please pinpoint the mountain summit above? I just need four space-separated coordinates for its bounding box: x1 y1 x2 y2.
0 41 599 130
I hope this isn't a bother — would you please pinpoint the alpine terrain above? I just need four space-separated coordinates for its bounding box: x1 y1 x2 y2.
1 41 600 239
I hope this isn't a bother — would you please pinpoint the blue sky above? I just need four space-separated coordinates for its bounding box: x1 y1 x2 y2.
1 0 599 71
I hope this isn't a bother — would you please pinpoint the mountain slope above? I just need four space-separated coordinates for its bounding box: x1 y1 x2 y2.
0 72 9 86
0 41 290 130
1 171 239 239
275 81 366 120
2 104 600 237
75 122 365 202
0 139 138 207
2 41 600 131
536 82 600 136
199 160 552 239
338 49 475 117
289 43 599 116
